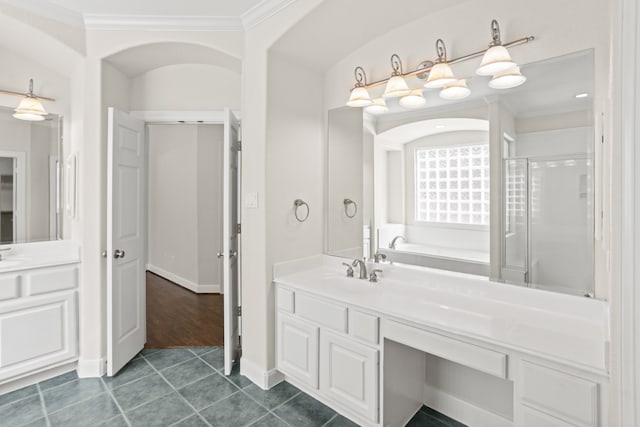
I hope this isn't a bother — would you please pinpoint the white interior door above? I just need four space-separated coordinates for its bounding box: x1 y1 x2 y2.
223 108 241 375
107 107 147 376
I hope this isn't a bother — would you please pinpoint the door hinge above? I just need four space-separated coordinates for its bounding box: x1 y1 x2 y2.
237 140 242 151
236 223 241 234
237 126 242 143
236 306 242 317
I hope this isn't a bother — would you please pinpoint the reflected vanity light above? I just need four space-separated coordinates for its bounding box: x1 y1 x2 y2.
344 19 533 113
399 89 427 108
575 93 589 98
365 98 388 114
439 79 471 100
0 79 54 121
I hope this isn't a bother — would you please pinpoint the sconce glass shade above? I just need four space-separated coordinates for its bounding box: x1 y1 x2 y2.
439 80 471 100
383 75 410 98
476 45 516 76
13 96 47 121
424 62 457 89
346 86 372 107
365 98 388 114
399 89 427 108
488 66 527 89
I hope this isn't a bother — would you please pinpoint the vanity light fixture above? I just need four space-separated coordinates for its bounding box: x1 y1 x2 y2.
346 67 372 107
488 65 527 89
424 39 458 89
365 98 389 114
0 79 54 121
439 79 471 100
476 20 517 76
382 54 410 98
399 89 427 108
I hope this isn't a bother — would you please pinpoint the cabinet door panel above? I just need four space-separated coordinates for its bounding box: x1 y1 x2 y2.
520 405 577 427
277 313 319 388
320 330 379 423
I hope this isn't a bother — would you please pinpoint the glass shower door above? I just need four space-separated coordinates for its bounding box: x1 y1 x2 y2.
502 159 528 284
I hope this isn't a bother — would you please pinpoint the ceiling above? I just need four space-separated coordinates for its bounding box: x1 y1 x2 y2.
47 0 264 17
270 0 468 71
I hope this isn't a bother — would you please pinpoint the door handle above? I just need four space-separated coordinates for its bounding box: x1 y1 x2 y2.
217 251 224 259
114 249 125 259
229 250 237 258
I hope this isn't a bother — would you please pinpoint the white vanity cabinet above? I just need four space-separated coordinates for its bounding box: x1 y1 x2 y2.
0 263 79 383
276 286 381 425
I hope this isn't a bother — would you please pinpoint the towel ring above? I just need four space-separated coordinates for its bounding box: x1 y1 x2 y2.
294 199 310 222
343 198 357 218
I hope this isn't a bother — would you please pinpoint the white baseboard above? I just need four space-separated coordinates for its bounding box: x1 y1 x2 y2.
423 384 512 427
77 357 106 378
240 358 284 390
0 361 77 394
147 264 220 294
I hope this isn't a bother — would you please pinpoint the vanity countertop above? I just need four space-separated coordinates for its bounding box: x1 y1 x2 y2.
273 256 609 374
0 240 80 274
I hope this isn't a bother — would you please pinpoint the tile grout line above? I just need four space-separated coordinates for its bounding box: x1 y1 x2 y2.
35 383 51 427
0 390 41 410
41 384 109 417
233 380 301 427
99 376 133 427
320 413 338 427
139 353 213 427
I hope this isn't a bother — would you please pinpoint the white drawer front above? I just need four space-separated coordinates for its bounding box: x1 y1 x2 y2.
296 293 347 333
276 287 295 313
0 275 20 301
277 312 319 389
520 405 577 427
382 320 507 379
520 361 598 426
349 309 379 345
27 266 78 296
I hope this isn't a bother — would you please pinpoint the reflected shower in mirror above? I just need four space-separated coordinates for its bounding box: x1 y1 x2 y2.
326 49 595 297
0 105 62 244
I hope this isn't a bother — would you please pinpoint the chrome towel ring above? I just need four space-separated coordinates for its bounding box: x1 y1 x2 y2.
343 198 357 218
294 199 310 222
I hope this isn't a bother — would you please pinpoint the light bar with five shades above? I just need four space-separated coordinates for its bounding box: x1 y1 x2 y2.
346 19 534 114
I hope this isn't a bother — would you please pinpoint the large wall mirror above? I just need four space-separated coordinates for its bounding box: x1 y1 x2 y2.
327 49 595 298
0 105 62 244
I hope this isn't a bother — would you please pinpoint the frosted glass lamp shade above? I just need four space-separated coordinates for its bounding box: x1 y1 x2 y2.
424 62 457 89
347 86 372 107
489 66 527 89
440 80 471 100
383 75 410 98
476 45 516 76
365 98 388 114
399 89 427 108
13 96 47 121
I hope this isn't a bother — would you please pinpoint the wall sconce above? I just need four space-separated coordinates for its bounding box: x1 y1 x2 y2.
424 39 457 89
345 19 534 114
0 79 54 121
382 54 410 98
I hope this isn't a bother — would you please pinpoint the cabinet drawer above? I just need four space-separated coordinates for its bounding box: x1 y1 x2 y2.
520 405 578 427
349 309 379 345
26 266 78 296
277 312 319 389
0 275 20 301
276 287 295 313
382 319 507 378
520 361 598 426
296 293 347 333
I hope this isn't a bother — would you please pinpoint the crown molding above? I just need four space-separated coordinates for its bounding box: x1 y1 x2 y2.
241 0 297 29
0 0 85 27
84 14 243 31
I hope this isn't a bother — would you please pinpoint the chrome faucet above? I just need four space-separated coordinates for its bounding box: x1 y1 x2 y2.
373 252 387 263
0 247 11 261
352 258 368 279
369 269 383 283
389 235 406 250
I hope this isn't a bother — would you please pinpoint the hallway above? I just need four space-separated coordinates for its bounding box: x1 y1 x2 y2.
146 272 224 348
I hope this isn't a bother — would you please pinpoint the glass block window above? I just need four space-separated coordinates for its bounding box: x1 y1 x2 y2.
415 144 490 225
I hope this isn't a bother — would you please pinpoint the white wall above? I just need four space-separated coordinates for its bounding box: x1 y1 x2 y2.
130 64 240 111
147 124 223 290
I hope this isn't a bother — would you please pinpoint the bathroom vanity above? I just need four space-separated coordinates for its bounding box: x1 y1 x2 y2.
0 241 80 386
274 256 609 427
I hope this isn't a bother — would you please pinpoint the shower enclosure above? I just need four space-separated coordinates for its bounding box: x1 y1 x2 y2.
502 155 593 296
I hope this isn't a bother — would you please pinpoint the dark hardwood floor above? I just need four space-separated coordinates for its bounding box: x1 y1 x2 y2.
145 271 224 348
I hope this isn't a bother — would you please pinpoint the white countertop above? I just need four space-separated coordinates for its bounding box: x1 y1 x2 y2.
0 240 80 274
273 255 609 374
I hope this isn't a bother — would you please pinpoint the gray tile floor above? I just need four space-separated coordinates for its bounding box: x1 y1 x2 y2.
0 347 466 427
